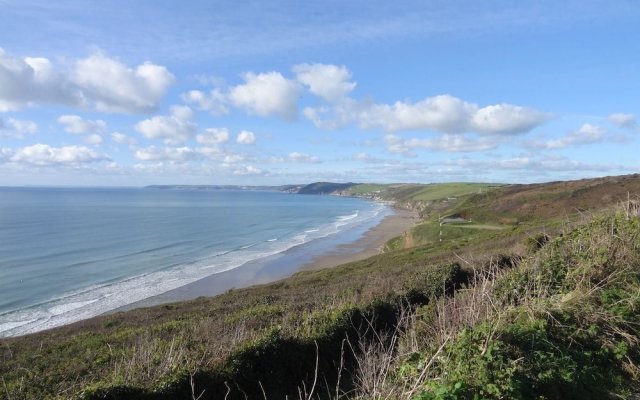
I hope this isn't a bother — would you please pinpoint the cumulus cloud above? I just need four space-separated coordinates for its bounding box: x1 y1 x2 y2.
294 63 356 102
0 49 84 111
135 106 196 144
288 151 321 163
0 48 173 114
58 115 107 134
529 124 606 149
236 130 256 145
229 72 300 120
359 95 549 134
0 117 38 138
470 104 549 135
608 113 637 130
72 54 174 113
196 128 230 145
182 89 228 116
6 144 108 166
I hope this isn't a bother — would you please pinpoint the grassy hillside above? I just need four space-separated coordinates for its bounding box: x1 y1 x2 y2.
387 174 640 250
297 182 357 194
2 174 640 399
358 210 640 399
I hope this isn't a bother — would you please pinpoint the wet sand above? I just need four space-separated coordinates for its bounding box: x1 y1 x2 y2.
117 206 417 311
300 207 417 271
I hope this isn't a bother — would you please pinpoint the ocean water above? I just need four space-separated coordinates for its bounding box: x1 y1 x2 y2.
0 187 386 337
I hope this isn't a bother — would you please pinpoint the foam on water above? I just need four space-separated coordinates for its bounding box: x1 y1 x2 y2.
0 199 388 337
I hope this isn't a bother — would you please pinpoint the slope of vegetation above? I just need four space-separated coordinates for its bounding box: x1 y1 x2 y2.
2 174 640 399
361 210 640 399
297 182 357 195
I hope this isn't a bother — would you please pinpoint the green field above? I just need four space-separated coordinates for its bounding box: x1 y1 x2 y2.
345 183 391 194
409 182 496 201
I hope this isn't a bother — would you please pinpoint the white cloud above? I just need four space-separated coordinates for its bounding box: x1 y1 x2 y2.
0 49 173 114
182 89 228 116
105 161 125 173
294 63 356 102
223 154 245 164
359 95 548 134
608 113 636 129
196 128 230 145
236 130 256 145
288 151 321 163
135 105 196 144
72 54 174 114
384 134 498 157
0 49 84 112
384 134 414 156
452 154 624 173
470 104 549 135
229 72 300 120
232 165 263 175
110 132 136 146
7 144 108 166
58 115 107 134
195 146 223 158
0 147 14 162
303 98 364 130
304 93 548 135
84 133 104 146
360 95 475 133
530 123 606 149
353 152 385 163
404 134 498 152
134 145 195 162
0 117 38 138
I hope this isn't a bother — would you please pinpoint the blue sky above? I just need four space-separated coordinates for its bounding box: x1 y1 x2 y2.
0 0 638 186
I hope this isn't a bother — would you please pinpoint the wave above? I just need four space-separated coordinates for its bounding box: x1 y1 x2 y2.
336 212 359 222
0 201 390 337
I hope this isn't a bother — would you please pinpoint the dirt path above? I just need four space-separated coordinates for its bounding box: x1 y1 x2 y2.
403 230 415 248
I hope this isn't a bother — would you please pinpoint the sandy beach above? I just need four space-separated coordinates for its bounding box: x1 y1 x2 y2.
119 205 417 310
300 207 417 271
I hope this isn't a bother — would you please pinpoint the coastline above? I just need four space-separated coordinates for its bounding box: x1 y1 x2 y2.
118 205 417 311
300 206 416 271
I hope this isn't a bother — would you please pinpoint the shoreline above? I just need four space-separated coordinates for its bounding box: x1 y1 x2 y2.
300 206 416 271
118 205 417 311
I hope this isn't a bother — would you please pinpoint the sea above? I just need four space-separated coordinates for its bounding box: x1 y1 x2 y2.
0 187 388 337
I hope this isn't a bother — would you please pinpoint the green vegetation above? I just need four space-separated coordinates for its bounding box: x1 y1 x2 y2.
2 174 640 399
297 182 357 194
394 212 640 399
409 183 493 201
344 183 390 195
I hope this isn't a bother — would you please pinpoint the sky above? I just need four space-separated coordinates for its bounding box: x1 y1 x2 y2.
0 0 639 186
